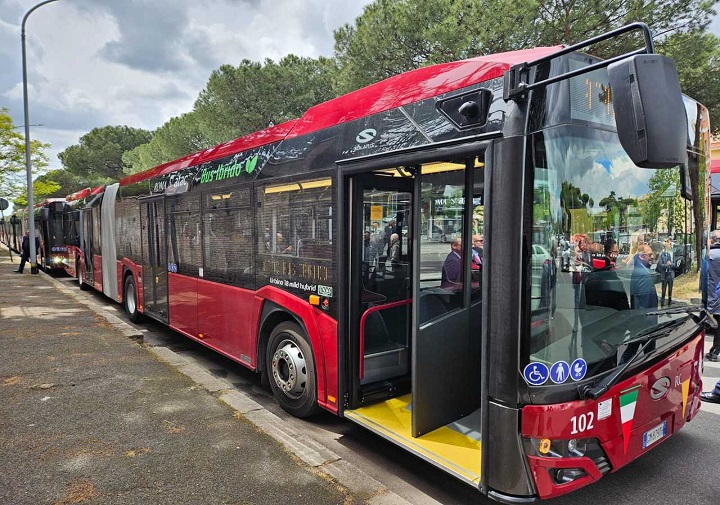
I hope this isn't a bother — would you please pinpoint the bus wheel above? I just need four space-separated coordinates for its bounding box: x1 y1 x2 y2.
123 274 143 323
77 262 89 291
266 322 319 418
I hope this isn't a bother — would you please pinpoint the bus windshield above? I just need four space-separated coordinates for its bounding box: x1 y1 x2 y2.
528 124 696 381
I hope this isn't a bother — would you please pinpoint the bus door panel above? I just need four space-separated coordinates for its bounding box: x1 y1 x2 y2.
351 173 413 396
140 198 169 323
81 208 94 286
411 159 481 437
166 194 200 337
92 204 103 291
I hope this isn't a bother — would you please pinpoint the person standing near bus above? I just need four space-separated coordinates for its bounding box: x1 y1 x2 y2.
14 230 40 274
656 238 675 307
388 233 400 265
701 230 720 401
571 234 591 331
384 219 396 256
629 244 658 310
471 234 483 268
702 230 720 362
9 212 20 251
620 244 658 363
441 237 463 290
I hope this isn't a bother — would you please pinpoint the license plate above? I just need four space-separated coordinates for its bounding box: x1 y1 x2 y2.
642 421 667 448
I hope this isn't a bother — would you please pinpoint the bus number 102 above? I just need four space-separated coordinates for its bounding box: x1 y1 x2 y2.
570 412 595 435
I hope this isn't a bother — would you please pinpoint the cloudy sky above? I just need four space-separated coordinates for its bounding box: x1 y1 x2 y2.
0 0 719 172
0 0 373 168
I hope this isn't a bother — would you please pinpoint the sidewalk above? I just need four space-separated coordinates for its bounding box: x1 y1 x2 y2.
0 245 402 505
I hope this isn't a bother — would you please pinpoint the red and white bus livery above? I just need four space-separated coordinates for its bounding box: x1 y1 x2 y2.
66 24 712 502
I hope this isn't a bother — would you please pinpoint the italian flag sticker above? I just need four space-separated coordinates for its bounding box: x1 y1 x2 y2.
619 386 640 454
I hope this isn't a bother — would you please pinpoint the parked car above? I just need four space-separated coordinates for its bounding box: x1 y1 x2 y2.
532 244 553 270
672 243 694 274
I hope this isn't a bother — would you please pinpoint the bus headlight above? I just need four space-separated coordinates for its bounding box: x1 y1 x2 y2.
52 256 62 264
524 437 611 475
527 437 590 458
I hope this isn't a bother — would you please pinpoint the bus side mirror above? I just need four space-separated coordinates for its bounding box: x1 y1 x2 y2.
39 208 50 221
609 54 686 168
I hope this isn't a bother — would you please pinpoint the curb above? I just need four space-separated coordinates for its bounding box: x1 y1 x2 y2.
38 269 410 504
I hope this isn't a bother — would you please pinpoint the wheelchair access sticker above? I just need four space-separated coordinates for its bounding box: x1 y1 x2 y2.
523 362 549 386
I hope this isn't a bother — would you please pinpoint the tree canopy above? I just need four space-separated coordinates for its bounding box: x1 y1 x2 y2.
33 169 88 199
194 54 337 145
122 112 208 175
58 125 152 185
121 55 338 174
0 107 50 205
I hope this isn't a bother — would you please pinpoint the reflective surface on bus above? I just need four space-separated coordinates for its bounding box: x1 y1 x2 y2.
529 125 697 380
417 162 483 321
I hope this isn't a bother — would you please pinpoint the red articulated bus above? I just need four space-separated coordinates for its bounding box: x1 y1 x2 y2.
5 199 72 272
64 186 104 288
33 198 71 272
65 24 713 502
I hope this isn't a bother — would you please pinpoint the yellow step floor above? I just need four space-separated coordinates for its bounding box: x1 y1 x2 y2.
345 394 481 484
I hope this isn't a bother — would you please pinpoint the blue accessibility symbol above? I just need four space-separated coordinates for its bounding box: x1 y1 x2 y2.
550 361 570 384
570 358 588 381
523 362 549 386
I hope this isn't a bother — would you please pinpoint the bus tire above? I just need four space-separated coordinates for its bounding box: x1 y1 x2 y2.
266 321 319 418
123 274 143 323
77 262 89 291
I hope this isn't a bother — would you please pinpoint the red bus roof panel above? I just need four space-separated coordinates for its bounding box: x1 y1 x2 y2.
118 46 563 187
289 46 562 138
66 188 92 201
119 120 297 187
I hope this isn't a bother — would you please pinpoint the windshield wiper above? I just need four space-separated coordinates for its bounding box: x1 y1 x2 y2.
578 309 712 401
646 304 718 329
620 316 690 347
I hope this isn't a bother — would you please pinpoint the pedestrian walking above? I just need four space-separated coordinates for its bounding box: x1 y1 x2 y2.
14 231 40 274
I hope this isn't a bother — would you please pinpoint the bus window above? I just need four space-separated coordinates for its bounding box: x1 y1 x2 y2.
418 162 466 323
168 194 202 277
199 187 254 286
528 127 696 373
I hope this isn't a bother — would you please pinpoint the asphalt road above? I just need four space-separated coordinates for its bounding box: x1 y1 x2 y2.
53 272 720 505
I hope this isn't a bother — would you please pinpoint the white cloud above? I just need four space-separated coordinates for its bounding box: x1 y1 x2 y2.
0 0 370 166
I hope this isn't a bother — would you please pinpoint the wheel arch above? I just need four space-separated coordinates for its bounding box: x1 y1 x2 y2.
256 301 306 378
120 260 143 313
253 287 336 413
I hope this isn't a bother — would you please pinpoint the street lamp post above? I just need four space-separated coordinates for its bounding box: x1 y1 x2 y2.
21 0 60 274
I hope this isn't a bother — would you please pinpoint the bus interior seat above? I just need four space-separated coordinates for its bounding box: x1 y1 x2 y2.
363 310 390 354
419 291 452 324
376 256 387 278
297 239 333 260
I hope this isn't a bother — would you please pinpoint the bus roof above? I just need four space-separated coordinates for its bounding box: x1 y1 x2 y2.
119 45 562 188
66 188 92 202
33 198 67 208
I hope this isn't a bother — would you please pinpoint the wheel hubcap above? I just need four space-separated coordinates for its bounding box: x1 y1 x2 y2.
271 338 307 399
126 283 136 314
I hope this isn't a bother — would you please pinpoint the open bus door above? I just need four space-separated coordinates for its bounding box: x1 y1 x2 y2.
343 154 485 486
139 196 169 323
79 208 94 287
349 173 414 404
411 159 482 437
